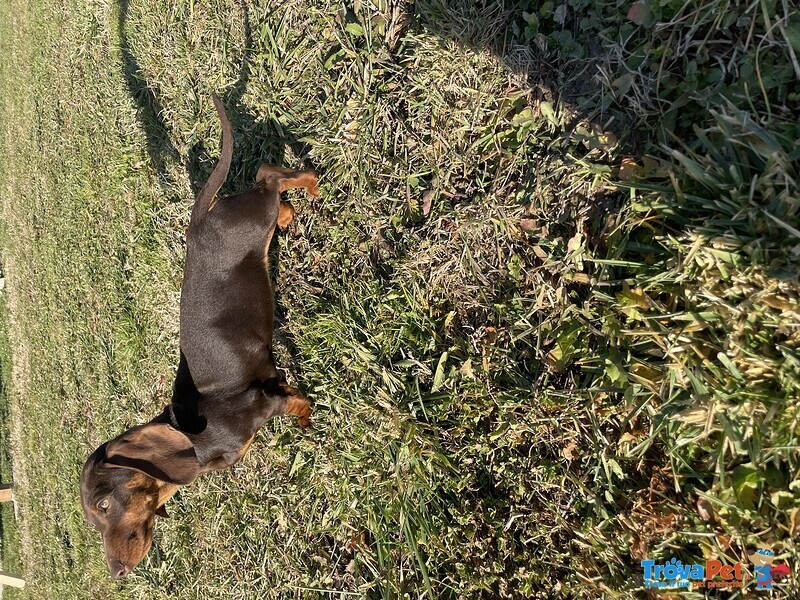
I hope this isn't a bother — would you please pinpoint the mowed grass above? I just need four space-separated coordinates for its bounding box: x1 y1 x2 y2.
0 0 799 598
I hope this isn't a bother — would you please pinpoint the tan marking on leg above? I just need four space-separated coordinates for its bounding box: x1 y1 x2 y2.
237 435 255 460
277 201 295 229
285 394 312 428
256 164 320 198
278 171 319 197
199 435 256 472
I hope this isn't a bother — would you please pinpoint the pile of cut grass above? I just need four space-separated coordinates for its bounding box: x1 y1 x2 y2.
0 0 798 597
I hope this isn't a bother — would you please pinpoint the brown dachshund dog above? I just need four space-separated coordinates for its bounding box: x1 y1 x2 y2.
81 94 317 579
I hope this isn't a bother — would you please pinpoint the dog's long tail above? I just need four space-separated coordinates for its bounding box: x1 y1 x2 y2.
190 93 233 227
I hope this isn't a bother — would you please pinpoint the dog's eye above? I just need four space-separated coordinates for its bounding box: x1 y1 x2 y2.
98 499 110 511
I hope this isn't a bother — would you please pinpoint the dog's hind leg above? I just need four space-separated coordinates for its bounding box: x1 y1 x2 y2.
256 164 320 197
281 385 312 428
257 165 318 229
277 201 295 229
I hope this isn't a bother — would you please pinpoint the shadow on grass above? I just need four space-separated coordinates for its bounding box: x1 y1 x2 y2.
117 0 180 185
118 0 314 196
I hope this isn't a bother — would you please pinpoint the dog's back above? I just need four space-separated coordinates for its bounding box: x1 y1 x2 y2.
180 97 283 395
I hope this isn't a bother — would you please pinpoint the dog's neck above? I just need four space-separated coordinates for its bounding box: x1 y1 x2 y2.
158 349 207 434
157 402 207 435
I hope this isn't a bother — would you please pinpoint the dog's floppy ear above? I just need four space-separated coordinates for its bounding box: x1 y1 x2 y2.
104 424 200 485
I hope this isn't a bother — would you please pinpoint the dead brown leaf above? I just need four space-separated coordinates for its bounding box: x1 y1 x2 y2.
574 122 618 151
561 441 578 460
569 272 590 284
459 360 475 380
630 534 648 561
627 2 648 25
566 231 583 254
788 507 800 536
762 293 797 311
696 496 714 522
618 157 638 181
532 245 548 259
649 467 669 500
421 190 434 216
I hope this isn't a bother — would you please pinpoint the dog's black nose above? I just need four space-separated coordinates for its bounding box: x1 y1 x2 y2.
111 561 131 579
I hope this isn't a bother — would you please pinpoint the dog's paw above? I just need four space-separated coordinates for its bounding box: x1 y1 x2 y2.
286 395 312 429
296 402 312 429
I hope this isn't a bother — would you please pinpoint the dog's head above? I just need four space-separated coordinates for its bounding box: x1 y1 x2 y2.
80 424 200 578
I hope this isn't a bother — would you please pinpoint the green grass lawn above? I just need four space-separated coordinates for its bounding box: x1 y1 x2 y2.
0 0 798 597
